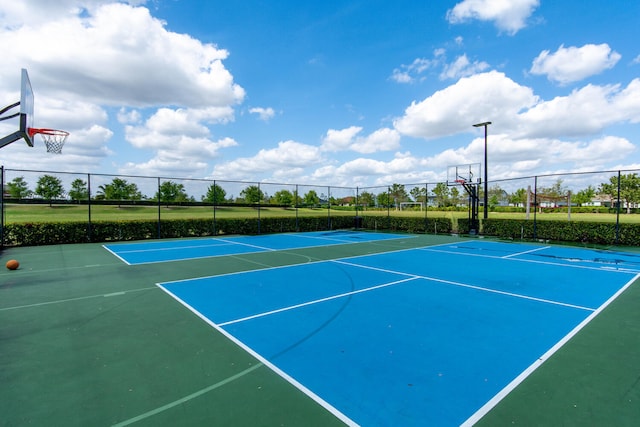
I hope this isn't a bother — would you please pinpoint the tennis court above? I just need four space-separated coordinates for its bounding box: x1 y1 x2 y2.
2 231 640 426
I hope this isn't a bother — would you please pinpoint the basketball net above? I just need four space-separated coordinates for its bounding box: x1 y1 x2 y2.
28 128 69 154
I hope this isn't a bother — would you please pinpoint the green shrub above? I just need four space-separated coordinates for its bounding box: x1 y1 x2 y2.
481 218 639 245
7 215 638 247
2 216 360 246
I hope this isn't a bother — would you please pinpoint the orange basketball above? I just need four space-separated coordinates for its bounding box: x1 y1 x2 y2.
6 259 19 270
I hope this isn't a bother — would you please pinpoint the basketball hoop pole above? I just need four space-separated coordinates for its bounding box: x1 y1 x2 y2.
473 121 491 219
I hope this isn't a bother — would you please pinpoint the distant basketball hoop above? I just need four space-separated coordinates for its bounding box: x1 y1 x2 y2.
28 128 69 154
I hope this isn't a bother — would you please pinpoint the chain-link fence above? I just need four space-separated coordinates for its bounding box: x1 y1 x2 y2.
2 166 639 245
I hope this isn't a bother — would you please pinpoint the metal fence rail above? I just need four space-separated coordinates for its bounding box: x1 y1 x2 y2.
2 166 638 245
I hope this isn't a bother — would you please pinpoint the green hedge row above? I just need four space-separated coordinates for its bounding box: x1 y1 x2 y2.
1 215 360 246
480 218 640 246
360 216 453 234
5 215 637 247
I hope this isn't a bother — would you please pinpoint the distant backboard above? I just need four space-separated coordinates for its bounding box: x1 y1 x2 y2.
446 163 481 186
20 68 35 147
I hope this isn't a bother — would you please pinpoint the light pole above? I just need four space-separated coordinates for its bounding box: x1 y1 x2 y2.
473 121 491 219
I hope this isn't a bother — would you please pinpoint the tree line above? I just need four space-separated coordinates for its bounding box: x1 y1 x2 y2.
5 174 640 211
5 175 327 208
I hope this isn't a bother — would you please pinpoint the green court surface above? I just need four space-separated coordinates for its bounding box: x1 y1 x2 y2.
1 232 639 426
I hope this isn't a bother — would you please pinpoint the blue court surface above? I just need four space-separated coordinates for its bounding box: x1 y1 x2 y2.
154 238 640 426
103 231 414 265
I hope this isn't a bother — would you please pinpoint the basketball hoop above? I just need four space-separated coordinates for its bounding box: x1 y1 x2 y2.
28 128 69 154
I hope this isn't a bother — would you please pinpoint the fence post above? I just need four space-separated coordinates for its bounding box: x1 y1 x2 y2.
257 182 261 234
355 186 360 230
387 186 391 230
295 184 299 232
87 173 92 242
327 186 331 230
424 183 428 234
616 170 621 245
157 177 161 239
533 176 538 240
213 179 217 236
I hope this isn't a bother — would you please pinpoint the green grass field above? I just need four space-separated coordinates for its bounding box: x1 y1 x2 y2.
3 203 639 224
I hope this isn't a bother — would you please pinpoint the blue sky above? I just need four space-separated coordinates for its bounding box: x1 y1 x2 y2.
1 0 639 190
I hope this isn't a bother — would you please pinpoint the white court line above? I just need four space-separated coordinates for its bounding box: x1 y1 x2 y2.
157 284 358 427
461 272 640 426
332 259 596 312
0 286 157 312
111 363 265 427
111 241 237 255
158 241 430 286
502 246 551 258
102 245 132 265
291 231 413 245
105 240 275 266
420 246 640 273
159 258 330 286
218 276 420 327
107 232 413 264
215 237 277 252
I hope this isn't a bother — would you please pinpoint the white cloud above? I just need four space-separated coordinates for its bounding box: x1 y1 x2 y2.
0 2 245 176
391 49 488 84
315 133 635 188
249 107 276 122
447 0 540 35
117 108 142 125
394 71 538 138
321 126 362 151
487 134 634 169
390 70 413 84
394 69 640 142
440 54 490 80
321 126 400 153
120 105 238 177
212 140 323 181
62 124 114 158
390 58 439 84
125 107 235 149
350 128 401 154
634 55 640 64
1 3 244 108
517 79 640 137
307 154 427 187
119 136 238 177
530 44 621 85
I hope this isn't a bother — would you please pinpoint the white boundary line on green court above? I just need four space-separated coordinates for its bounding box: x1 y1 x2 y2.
461 272 640 426
157 283 359 427
102 230 416 265
111 363 264 427
0 286 157 312
109 241 238 254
